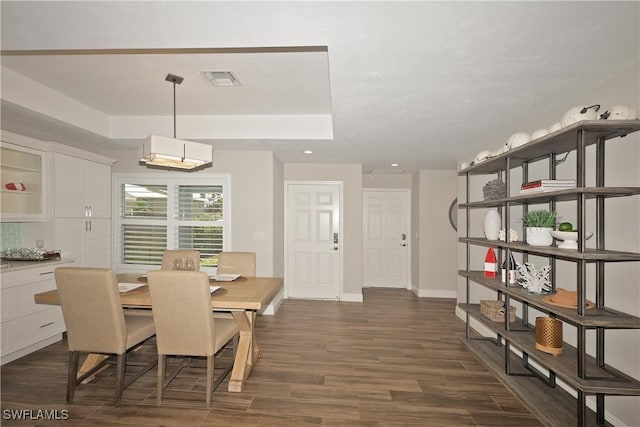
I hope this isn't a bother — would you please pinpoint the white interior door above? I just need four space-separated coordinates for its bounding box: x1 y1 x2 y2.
286 183 341 300
363 190 410 288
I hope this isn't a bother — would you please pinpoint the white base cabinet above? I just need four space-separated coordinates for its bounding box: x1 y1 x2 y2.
54 218 112 268
0 260 72 365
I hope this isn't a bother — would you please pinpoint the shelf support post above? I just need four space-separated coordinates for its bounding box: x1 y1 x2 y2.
578 390 586 427
465 171 471 339
595 137 606 368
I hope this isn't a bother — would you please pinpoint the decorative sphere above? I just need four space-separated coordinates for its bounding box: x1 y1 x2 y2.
505 132 531 150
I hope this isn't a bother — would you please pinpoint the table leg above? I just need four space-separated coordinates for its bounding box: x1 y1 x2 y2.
228 310 258 392
79 354 109 384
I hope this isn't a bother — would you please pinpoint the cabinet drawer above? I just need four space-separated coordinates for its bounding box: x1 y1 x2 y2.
1 279 57 322
1 264 57 289
1 307 65 357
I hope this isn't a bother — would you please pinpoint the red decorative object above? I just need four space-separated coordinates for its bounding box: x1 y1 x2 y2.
484 248 497 278
5 182 26 191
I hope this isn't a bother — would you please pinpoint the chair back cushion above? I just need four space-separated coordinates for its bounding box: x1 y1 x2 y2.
217 252 256 277
161 250 201 271
147 270 216 356
54 267 127 354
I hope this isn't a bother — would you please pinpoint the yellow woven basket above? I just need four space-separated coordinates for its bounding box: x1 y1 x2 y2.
480 300 516 323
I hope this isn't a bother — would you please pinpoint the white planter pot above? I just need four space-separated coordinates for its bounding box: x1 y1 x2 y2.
484 208 501 240
526 227 553 247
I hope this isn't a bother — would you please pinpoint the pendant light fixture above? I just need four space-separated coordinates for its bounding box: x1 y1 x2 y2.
139 73 213 170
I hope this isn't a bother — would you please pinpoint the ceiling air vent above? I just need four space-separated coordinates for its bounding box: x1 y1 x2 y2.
199 70 241 87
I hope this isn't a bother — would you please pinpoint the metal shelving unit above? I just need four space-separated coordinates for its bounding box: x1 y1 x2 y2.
458 120 640 426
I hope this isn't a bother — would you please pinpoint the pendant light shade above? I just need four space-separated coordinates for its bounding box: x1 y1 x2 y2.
139 135 212 170
139 73 212 171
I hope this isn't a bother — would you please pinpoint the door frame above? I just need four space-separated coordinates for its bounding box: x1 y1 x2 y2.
362 188 412 290
284 180 344 300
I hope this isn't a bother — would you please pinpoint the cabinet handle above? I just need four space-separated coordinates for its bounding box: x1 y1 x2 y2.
88 206 92 217
39 271 54 276
88 219 92 232
40 321 54 328
85 206 89 217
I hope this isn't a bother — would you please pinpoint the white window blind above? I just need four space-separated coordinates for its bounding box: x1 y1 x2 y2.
114 175 229 272
175 185 224 267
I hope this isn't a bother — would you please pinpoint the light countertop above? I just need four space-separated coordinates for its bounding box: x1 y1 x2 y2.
0 258 74 273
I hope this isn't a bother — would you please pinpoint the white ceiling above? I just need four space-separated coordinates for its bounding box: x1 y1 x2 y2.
1 1 639 173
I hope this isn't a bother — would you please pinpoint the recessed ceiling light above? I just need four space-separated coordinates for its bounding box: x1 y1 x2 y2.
390 163 399 167
303 150 313 154
199 70 241 86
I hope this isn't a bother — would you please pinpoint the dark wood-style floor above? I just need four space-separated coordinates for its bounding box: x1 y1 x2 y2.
1 289 543 426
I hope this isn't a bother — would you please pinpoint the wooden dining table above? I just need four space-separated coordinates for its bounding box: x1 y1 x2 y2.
34 274 283 393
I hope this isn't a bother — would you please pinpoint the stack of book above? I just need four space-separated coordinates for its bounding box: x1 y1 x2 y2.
520 179 576 194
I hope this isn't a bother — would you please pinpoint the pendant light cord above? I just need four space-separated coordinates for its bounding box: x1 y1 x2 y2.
172 80 177 139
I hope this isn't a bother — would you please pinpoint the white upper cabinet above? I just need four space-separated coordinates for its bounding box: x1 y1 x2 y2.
52 147 115 268
53 152 112 219
0 140 47 222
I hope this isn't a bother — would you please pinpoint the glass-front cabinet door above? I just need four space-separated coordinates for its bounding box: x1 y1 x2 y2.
0 142 46 221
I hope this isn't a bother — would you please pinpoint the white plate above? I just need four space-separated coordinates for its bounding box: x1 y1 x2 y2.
118 283 145 293
209 274 241 282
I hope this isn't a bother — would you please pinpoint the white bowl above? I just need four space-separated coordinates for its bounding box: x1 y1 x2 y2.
549 230 593 249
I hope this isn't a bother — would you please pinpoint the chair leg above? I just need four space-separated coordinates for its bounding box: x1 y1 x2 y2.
157 354 165 406
206 355 214 409
115 353 126 403
66 351 80 402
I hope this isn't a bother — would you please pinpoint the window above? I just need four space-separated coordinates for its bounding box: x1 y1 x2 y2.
113 174 229 272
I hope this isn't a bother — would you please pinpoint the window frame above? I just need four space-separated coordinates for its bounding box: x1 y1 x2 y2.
112 173 231 274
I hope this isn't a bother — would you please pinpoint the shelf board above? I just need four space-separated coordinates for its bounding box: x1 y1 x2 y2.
459 120 640 175
462 304 640 395
462 338 614 427
1 189 41 196
0 163 41 173
459 187 640 208
459 237 640 262
460 270 640 328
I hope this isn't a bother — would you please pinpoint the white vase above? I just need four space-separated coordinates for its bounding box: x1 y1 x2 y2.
526 227 553 246
483 208 501 240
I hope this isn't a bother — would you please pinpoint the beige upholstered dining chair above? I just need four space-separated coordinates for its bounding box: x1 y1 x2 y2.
125 250 202 318
215 252 256 322
161 250 201 271
54 267 157 403
147 270 239 408
217 251 256 277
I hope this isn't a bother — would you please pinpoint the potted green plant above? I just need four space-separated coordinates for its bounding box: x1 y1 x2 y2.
522 210 556 246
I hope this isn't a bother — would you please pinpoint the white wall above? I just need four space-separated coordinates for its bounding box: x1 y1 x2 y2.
411 172 421 292
283 163 363 299
272 155 285 277
415 169 458 298
362 173 412 189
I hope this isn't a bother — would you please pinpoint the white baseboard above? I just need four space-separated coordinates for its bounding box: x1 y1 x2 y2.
414 289 457 298
341 293 364 302
260 288 284 315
